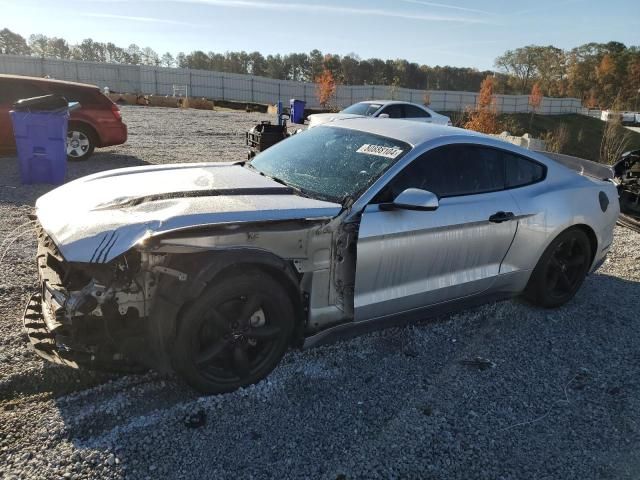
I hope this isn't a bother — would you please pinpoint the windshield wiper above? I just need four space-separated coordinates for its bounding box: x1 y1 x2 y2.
268 175 288 187
244 161 295 190
243 162 326 201
267 175 318 199
243 161 259 173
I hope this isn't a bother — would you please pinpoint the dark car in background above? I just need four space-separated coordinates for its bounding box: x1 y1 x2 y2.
0 74 127 161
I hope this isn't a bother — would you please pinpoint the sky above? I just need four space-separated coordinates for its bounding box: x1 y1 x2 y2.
1 0 639 70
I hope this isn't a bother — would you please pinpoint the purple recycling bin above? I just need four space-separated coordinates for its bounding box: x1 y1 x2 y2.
289 99 306 124
10 109 69 185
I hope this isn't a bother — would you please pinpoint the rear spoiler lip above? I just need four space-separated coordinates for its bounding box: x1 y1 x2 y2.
536 150 614 180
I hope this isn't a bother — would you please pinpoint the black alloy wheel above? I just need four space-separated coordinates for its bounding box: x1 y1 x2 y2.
525 228 592 308
172 269 295 394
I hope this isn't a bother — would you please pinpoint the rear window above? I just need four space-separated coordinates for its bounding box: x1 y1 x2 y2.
46 85 105 106
0 79 105 107
0 80 46 104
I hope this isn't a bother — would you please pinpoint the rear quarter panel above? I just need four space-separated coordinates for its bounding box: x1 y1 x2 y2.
43 84 126 147
501 166 619 287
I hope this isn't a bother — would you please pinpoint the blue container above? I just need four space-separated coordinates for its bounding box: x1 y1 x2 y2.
10 110 69 185
290 99 306 124
277 100 283 126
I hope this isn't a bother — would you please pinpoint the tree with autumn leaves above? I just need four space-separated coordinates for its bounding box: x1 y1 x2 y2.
496 42 640 110
315 67 336 109
463 76 501 134
529 82 543 128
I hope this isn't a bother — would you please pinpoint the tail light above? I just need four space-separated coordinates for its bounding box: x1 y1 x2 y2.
111 103 122 121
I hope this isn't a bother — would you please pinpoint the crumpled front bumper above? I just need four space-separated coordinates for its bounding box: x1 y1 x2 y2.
23 222 147 372
23 292 145 372
23 293 82 368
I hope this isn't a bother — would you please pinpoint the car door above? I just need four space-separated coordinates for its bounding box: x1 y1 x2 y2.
402 104 432 123
354 144 520 321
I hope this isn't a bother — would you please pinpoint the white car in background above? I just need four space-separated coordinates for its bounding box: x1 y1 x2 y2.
307 100 452 128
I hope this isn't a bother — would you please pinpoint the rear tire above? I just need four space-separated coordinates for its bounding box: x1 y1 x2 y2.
67 124 96 161
172 269 295 394
524 228 592 308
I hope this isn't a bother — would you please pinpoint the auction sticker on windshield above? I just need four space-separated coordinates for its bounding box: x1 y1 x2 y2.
356 144 404 159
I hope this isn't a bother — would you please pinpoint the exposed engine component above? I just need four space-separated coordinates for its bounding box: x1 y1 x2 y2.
27 228 170 368
614 149 640 233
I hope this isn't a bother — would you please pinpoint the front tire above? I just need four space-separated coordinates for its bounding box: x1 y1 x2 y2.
67 124 96 161
172 269 296 394
524 228 592 308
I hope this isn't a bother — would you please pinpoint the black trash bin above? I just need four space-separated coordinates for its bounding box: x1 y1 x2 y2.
246 121 287 158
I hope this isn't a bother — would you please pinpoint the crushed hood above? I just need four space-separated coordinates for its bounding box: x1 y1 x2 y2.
36 162 341 263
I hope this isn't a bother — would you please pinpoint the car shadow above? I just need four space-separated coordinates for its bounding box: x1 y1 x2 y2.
0 151 150 207
3 271 637 402
0 271 615 468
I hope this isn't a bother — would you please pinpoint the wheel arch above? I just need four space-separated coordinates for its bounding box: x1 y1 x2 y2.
571 223 598 267
148 248 305 372
68 120 100 145
531 223 599 273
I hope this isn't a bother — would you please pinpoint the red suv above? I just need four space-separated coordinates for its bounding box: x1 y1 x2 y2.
0 74 127 161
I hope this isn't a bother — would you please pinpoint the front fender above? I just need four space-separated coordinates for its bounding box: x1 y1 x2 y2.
146 248 304 372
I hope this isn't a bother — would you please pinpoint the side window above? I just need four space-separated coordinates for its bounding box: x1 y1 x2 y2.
379 104 404 119
50 86 100 106
504 153 545 188
378 145 505 201
403 105 430 118
0 81 46 104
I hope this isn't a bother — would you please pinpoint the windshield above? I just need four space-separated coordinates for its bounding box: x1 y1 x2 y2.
249 126 410 203
341 103 382 116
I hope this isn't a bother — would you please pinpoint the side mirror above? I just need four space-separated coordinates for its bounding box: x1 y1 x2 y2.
392 188 439 211
378 113 390 119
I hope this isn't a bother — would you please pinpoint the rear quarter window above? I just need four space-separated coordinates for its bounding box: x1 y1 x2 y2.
403 105 430 118
504 152 546 188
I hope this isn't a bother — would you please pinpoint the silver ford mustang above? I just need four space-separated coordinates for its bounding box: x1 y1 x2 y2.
25 119 619 393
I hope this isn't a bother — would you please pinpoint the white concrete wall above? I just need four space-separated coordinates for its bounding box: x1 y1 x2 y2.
490 132 547 151
0 54 583 114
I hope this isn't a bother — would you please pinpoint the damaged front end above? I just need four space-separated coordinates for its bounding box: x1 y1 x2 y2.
24 214 354 372
614 149 640 232
22 162 345 372
24 223 168 370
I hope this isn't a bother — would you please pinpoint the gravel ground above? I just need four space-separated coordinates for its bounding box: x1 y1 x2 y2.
1 106 640 480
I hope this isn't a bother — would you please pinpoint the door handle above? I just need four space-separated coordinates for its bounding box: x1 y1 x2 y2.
489 211 515 223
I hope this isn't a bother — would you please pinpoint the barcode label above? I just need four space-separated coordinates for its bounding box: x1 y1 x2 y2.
356 144 404 159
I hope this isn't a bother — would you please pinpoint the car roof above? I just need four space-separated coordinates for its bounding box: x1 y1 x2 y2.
323 117 483 147
0 74 99 90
